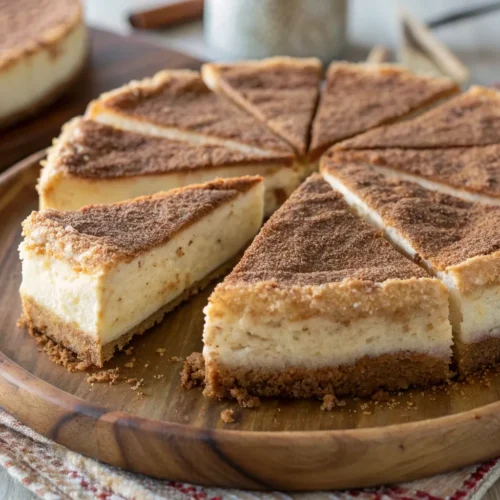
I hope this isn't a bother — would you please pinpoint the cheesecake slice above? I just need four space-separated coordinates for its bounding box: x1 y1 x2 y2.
328 147 500 206
322 160 500 374
308 63 458 161
202 57 322 157
86 69 294 157
337 86 500 150
203 174 453 400
38 117 299 216
0 0 87 128
19 177 264 366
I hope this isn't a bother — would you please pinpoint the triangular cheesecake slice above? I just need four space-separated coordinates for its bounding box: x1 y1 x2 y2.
19 177 264 366
202 57 322 157
308 62 458 161
328 147 500 206
86 69 295 157
202 174 452 400
322 160 500 375
337 86 500 150
38 118 299 216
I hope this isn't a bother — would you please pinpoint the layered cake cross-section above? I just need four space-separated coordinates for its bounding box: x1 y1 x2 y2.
322 159 500 374
337 86 500 150
19 177 264 366
308 62 458 161
38 117 298 215
202 174 453 400
202 57 322 157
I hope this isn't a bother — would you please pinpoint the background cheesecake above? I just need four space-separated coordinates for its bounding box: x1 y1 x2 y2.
20 177 264 366
0 0 87 128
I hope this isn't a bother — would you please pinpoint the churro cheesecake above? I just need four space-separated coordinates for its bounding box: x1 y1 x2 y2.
202 57 322 157
322 159 500 374
337 86 500 150
0 0 87 128
38 117 298 216
203 174 453 400
19 177 264 366
308 63 458 161
329 147 500 206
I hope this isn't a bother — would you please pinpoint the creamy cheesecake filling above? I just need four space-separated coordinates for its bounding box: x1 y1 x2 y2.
21 183 264 346
203 298 452 370
323 171 500 350
88 108 281 158
0 22 87 121
39 162 299 216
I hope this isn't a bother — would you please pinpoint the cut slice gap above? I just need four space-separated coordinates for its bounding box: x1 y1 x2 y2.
322 160 500 375
308 62 459 161
336 86 500 150
202 57 322 157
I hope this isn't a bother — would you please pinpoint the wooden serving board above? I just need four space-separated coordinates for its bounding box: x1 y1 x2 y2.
3 156 500 491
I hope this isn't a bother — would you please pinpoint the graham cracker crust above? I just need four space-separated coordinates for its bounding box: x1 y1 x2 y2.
455 336 500 375
19 257 238 367
204 352 451 399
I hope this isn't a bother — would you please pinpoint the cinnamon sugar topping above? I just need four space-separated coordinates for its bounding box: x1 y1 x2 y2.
227 174 425 286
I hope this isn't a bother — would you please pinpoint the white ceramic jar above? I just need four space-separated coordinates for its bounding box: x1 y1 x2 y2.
204 0 347 62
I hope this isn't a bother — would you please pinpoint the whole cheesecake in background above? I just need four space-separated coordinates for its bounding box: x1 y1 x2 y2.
0 0 87 128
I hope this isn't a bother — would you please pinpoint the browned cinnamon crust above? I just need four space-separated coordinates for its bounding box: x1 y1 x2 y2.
204 353 450 399
91 70 294 155
22 176 262 272
51 118 293 179
327 147 500 200
337 86 500 150
308 63 458 161
0 0 82 67
226 174 426 286
202 57 322 156
455 336 500 375
322 161 500 271
19 256 237 367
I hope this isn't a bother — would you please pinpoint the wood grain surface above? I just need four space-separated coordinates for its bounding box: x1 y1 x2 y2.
3 154 500 490
0 28 201 173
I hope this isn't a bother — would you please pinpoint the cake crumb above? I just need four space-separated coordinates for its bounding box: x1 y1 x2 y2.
221 409 236 423
124 347 134 355
181 352 205 390
320 394 339 411
230 388 261 408
124 357 136 369
169 356 183 362
371 390 390 402
87 368 121 385
156 348 167 357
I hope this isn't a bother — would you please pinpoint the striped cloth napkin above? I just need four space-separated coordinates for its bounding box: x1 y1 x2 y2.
0 408 498 500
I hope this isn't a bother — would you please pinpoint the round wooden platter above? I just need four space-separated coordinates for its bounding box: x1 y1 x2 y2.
3 152 500 491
